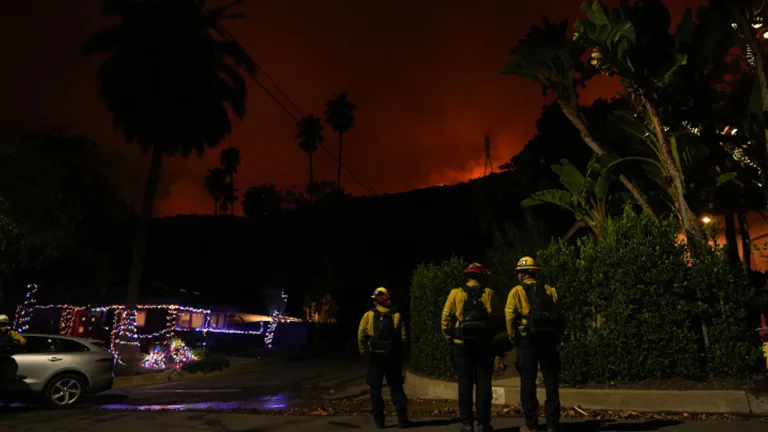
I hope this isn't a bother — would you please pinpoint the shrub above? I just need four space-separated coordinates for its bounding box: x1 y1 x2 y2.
409 256 466 380
537 208 763 384
182 354 230 375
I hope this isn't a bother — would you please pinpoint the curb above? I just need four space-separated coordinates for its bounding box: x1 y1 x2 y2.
113 359 265 389
404 370 768 416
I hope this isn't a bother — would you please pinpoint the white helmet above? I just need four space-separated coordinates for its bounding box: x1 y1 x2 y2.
0 314 10 324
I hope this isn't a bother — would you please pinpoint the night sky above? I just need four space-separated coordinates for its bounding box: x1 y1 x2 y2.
0 0 703 216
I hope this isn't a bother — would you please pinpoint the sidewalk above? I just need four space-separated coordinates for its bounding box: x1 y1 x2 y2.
404 371 768 416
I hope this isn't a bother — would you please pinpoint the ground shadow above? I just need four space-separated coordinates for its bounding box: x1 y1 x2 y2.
408 418 460 428
497 419 683 432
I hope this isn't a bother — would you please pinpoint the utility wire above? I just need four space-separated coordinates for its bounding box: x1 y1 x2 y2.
205 4 378 195
254 63 379 196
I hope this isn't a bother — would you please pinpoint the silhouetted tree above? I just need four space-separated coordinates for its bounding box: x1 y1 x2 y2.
218 180 237 215
242 184 284 218
503 16 656 219
323 92 357 189
0 128 131 304
204 167 229 215
84 0 255 349
305 181 339 203
220 146 241 186
296 115 324 190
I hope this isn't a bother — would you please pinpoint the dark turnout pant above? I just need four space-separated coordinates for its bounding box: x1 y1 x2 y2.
515 339 561 429
453 342 495 427
366 353 408 421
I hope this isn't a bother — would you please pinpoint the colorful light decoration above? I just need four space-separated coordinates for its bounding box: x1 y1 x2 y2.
14 284 38 333
265 290 289 349
30 302 285 359
142 345 167 370
168 337 196 367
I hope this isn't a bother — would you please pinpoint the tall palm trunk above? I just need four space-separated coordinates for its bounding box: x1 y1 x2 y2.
640 97 706 249
308 151 315 203
738 211 752 273
558 102 657 219
336 132 343 189
121 145 163 359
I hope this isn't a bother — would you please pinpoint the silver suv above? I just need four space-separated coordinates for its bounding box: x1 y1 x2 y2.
2 334 114 407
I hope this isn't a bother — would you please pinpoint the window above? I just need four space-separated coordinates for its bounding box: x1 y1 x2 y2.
177 312 192 329
55 338 90 353
21 336 57 354
135 311 147 328
191 313 204 329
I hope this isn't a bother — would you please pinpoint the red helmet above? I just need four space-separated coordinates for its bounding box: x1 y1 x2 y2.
463 263 488 277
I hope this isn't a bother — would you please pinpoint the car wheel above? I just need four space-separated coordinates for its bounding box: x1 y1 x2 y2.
42 374 85 408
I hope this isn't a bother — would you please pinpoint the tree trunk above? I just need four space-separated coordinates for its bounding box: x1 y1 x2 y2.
640 96 706 248
336 132 343 189
563 220 587 241
309 151 314 185
724 212 741 270
738 211 752 273
734 11 768 169
558 101 657 219
121 145 163 360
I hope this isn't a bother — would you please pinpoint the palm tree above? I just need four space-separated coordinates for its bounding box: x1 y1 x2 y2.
204 167 228 215
220 146 241 186
84 0 255 352
574 0 706 246
296 115 324 188
218 180 237 215
323 92 357 189
502 17 657 219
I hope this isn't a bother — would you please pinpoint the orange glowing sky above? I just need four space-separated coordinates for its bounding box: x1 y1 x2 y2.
0 0 704 216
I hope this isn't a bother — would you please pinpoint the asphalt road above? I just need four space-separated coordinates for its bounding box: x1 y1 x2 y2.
0 354 765 431
0 411 765 432
90 354 370 410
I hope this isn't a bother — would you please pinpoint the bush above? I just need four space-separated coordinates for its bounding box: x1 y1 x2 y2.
182 354 230 375
409 256 466 380
537 209 763 384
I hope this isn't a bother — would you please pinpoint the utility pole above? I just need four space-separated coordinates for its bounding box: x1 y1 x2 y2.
483 133 494 176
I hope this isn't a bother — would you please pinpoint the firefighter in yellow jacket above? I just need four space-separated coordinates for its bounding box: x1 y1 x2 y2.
505 257 563 432
358 287 411 429
442 263 504 432
0 314 26 382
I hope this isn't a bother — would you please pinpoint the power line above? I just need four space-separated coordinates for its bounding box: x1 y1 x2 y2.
254 63 379 196
253 75 377 196
206 5 378 195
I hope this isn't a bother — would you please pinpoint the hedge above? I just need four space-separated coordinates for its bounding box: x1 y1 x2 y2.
409 209 764 384
409 256 466 380
538 209 763 384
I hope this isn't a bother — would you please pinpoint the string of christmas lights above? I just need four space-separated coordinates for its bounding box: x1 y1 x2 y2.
142 345 167 370
14 284 38 333
265 291 289 349
60 307 77 336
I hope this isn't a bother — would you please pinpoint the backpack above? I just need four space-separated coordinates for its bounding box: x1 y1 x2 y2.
369 309 397 355
523 280 561 338
457 286 492 341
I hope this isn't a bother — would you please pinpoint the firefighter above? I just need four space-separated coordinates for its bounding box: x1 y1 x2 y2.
506 257 564 432
358 287 411 429
0 314 26 382
442 263 504 432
